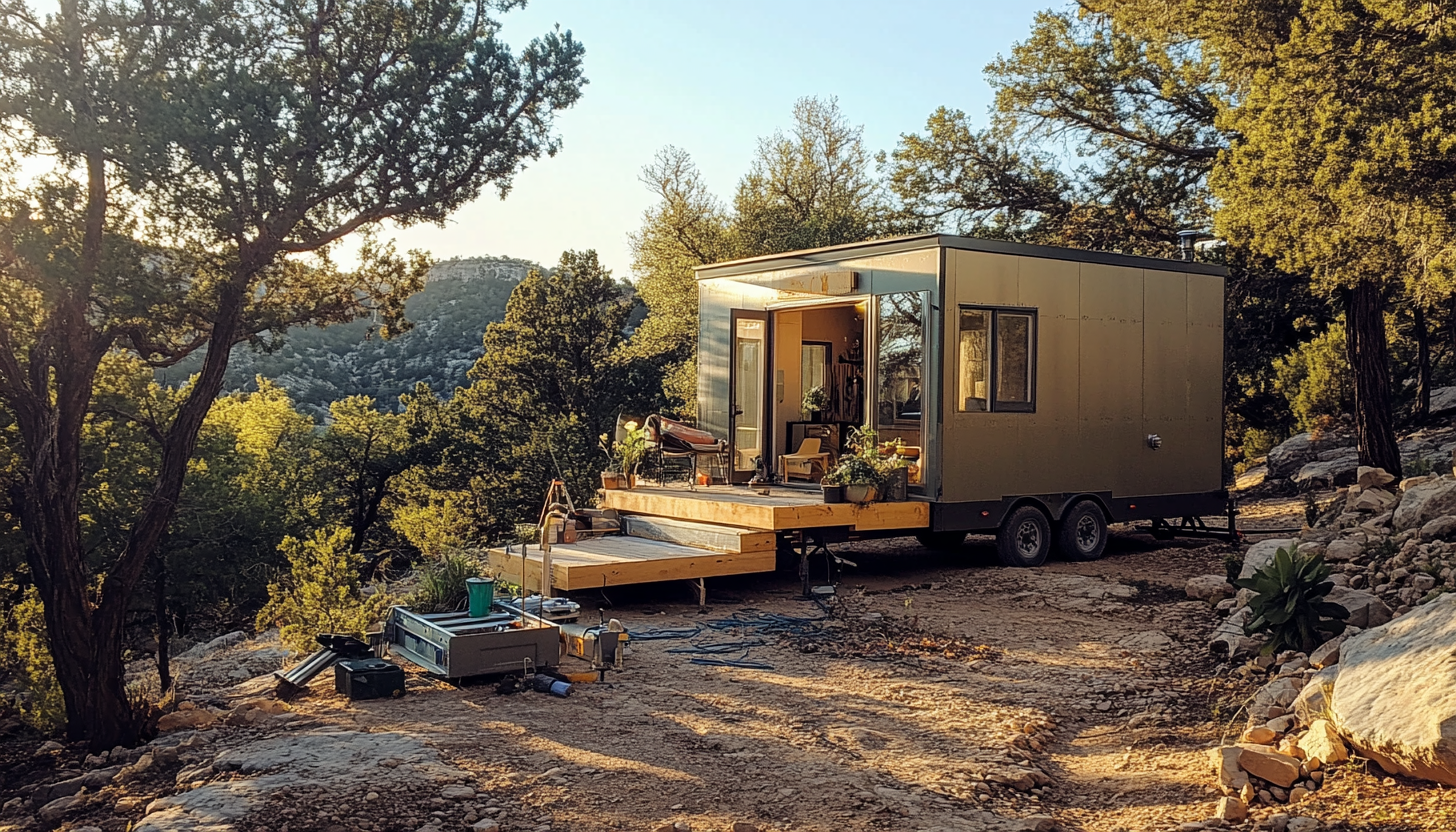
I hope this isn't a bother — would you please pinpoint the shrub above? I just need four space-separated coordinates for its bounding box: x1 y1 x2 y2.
256 527 394 654
408 551 483 614
0 582 65 732
1273 324 1352 433
1233 547 1348 654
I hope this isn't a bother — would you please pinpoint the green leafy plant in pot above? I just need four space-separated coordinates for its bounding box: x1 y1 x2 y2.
1233 547 1348 654
802 385 830 422
599 421 650 489
823 425 884 503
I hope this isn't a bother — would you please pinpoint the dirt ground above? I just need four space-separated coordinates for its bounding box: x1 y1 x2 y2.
9 495 1453 832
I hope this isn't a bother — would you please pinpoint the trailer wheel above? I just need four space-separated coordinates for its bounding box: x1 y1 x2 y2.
1056 500 1108 561
915 530 967 552
996 505 1051 567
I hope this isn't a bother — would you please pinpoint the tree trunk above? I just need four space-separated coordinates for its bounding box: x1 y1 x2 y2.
1345 282 1402 477
1415 304 1432 423
155 556 171 695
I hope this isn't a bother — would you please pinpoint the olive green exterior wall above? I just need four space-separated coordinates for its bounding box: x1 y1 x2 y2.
939 249 1224 503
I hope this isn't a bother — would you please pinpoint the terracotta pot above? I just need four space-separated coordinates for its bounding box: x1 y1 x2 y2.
600 471 625 490
844 483 877 504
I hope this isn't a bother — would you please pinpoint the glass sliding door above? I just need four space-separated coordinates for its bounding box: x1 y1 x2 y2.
873 292 929 487
730 312 768 482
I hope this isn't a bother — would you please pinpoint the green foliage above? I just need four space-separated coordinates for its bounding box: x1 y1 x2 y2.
407 551 483 614
801 385 829 415
1233 548 1348 655
599 420 649 476
0 0 586 747
1408 456 1435 477
822 426 904 488
1273 323 1352 433
256 527 394 654
1223 553 1244 585
629 97 912 413
0 581 64 732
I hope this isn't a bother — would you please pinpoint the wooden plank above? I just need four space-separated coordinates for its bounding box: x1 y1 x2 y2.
621 516 776 554
486 537 777 593
601 486 930 532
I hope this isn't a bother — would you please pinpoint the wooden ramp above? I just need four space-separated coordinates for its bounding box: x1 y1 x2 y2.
600 485 930 532
486 535 777 593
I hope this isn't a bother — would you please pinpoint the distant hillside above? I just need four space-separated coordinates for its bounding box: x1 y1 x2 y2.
159 256 538 418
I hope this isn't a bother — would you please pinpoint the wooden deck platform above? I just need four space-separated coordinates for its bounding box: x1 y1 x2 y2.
486 535 778 593
599 485 930 532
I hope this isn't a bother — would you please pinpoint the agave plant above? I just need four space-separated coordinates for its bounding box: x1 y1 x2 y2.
1233 547 1349 654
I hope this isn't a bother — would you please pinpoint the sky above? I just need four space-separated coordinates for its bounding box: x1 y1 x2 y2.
384 0 1049 280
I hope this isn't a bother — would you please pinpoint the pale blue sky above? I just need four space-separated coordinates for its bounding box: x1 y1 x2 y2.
386 0 1050 278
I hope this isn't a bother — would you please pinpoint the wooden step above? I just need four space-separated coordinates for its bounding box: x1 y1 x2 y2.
622 516 776 554
600 485 930 532
486 536 776 593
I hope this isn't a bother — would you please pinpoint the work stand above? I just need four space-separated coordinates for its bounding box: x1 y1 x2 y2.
795 527 850 600
685 577 707 613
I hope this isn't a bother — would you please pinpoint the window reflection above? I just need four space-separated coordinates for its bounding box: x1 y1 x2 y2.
876 293 924 425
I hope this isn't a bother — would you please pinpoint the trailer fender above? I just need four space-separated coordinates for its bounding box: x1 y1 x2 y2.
1053 494 1112 524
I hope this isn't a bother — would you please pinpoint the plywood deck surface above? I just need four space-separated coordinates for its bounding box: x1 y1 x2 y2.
600 485 930 532
486 535 777 592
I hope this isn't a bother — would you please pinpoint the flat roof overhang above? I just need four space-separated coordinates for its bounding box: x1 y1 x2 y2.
693 233 1229 280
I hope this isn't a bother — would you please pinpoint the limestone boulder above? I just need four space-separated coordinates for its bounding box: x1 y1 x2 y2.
1241 538 1297 580
1357 466 1397 489
1393 476 1456 532
1267 434 1320 479
1326 586 1393 629
1236 465 1269 491
1236 745 1302 787
1299 719 1349 767
1186 575 1234 603
1331 592 1456 785
1322 539 1364 562
1269 433 1353 479
1309 634 1349 670
1294 455 1360 490
1429 385 1456 417
1293 667 1339 726
1347 486 1396 514
1420 515 1456 542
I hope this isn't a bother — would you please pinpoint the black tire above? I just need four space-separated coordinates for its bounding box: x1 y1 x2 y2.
1056 500 1108 561
996 505 1052 567
915 530 967 552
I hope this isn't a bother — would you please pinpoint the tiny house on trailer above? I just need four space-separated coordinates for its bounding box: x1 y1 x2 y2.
695 233 1228 566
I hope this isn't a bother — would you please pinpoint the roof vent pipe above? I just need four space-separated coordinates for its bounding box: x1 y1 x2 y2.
1177 229 1214 262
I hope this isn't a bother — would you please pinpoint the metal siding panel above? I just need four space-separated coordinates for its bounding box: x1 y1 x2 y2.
1078 264 1145 495
1141 272 1189 494
1187 274 1226 492
1015 257 1082 493
941 249 1020 502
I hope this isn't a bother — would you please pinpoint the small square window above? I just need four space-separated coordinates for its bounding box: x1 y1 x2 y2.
958 306 1036 413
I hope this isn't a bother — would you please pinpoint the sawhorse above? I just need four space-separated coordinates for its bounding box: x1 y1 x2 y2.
795 526 850 599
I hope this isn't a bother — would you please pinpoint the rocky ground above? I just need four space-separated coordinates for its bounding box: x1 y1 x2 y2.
3 496 1454 832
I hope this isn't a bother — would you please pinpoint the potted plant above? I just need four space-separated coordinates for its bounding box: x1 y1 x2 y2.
877 439 911 502
820 465 846 503
599 421 650 489
823 426 883 504
801 385 830 423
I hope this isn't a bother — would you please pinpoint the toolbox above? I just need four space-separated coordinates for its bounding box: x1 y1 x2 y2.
384 605 561 679
334 657 406 700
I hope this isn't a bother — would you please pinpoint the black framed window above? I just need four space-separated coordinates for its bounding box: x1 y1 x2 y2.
957 306 1036 413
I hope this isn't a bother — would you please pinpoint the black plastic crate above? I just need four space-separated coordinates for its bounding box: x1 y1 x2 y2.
334 658 406 700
